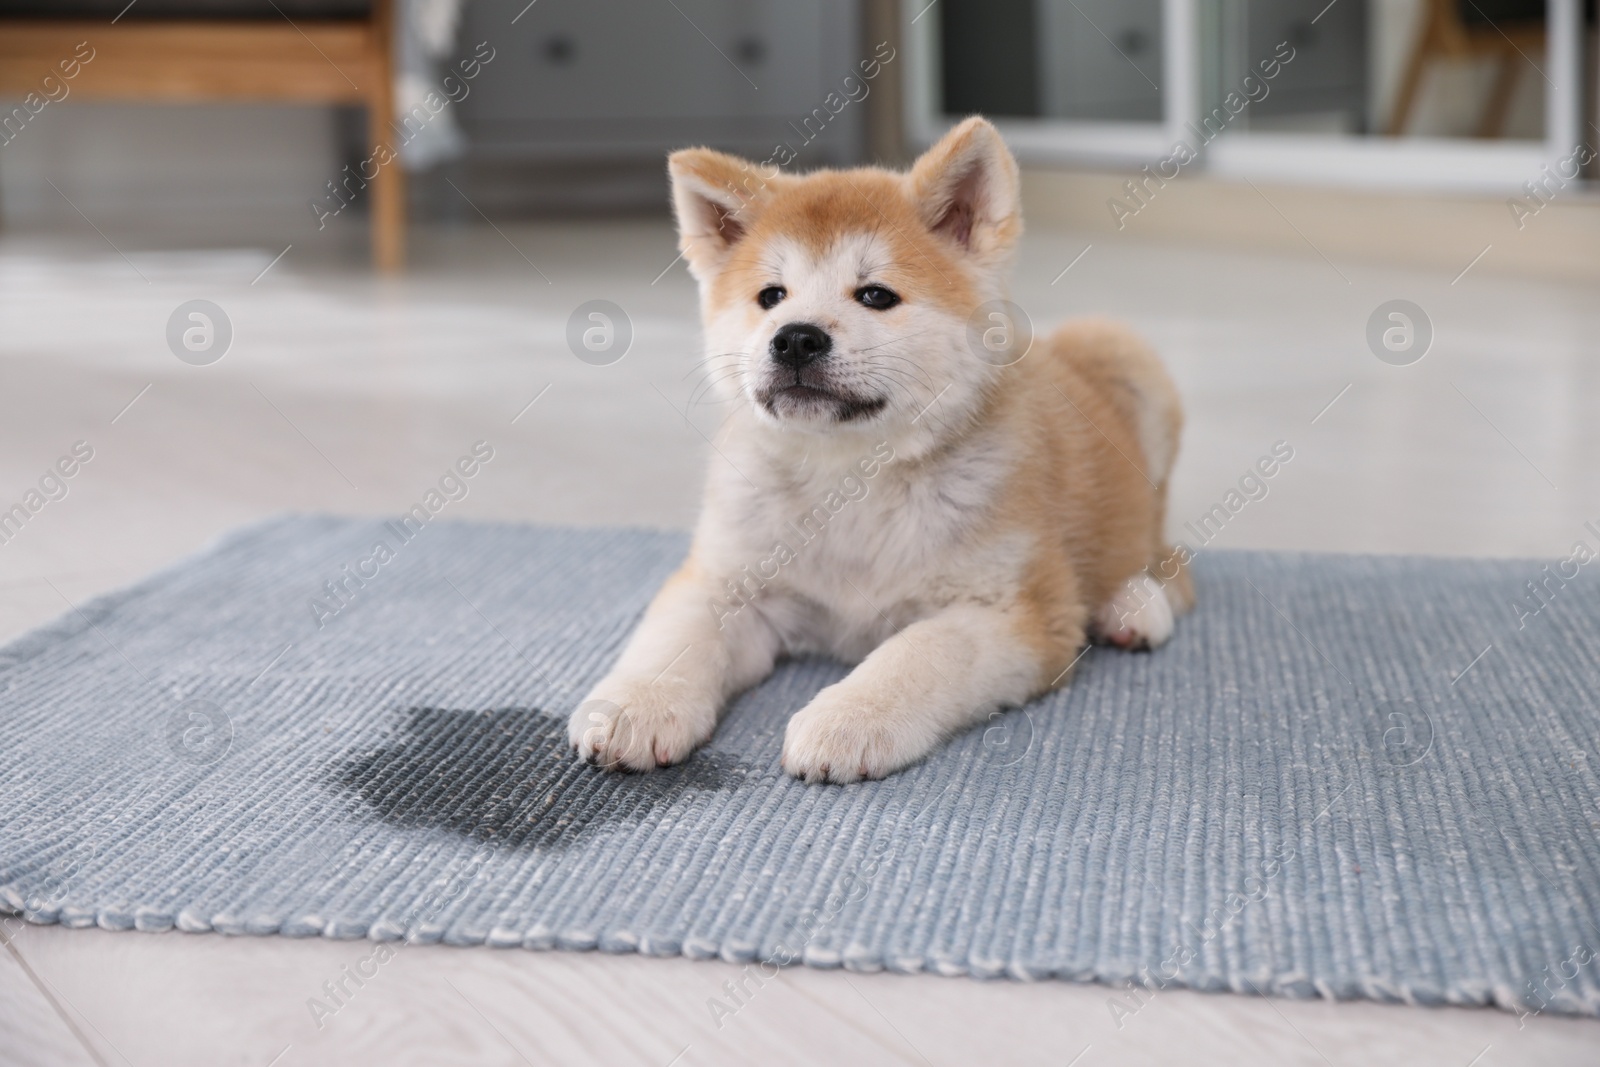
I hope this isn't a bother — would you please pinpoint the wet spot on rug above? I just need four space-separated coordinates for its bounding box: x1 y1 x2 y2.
333 706 754 850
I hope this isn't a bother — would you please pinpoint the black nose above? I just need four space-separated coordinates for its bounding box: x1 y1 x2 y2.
770 323 831 368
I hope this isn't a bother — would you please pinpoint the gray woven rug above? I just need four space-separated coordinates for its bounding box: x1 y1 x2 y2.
3 516 1598 1017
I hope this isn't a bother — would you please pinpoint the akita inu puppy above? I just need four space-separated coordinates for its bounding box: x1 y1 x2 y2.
570 116 1192 783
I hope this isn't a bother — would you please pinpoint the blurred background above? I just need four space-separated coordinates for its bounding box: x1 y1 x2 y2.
1 0 1597 713
2 3 1599 1062
4 1 1597 235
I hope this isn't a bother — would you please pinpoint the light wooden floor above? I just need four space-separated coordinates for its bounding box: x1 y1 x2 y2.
1 217 1597 1065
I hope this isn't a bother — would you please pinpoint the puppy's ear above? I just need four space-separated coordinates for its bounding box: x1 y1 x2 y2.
668 148 764 279
908 116 1021 261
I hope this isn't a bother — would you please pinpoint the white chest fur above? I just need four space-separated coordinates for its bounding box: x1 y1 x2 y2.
699 427 1027 661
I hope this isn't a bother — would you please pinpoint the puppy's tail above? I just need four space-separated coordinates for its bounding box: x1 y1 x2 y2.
1051 318 1193 616
1049 317 1183 487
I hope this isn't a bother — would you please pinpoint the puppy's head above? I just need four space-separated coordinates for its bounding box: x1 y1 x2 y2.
669 117 1021 446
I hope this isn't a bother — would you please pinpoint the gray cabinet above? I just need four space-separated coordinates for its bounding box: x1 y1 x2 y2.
938 0 1162 122
1035 0 1163 122
453 0 864 164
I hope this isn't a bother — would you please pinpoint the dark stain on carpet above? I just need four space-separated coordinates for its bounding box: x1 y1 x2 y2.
333 706 754 850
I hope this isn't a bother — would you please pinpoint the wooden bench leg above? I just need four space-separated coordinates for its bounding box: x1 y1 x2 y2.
1387 24 1435 136
368 0 404 271
369 108 406 272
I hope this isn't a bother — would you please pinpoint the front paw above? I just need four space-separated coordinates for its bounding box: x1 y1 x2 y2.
781 685 929 785
568 677 715 772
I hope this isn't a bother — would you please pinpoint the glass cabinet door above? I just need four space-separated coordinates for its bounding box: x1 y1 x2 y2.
939 0 1165 122
910 0 1584 187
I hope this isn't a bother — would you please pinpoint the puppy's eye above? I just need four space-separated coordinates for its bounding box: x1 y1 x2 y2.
757 286 786 310
855 285 901 310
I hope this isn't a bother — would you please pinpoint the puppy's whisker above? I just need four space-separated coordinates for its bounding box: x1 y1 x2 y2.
867 359 938 396
870 351 934 374
869 354 934 382
858 332 928 353
682 352 749 389
687 368 747 409
869 371 927 391
690 374 745 407
871 379 921 406
682 367 737 396
867 350 931 370
682 356 741 387
681 352 747 379
857 369 919 409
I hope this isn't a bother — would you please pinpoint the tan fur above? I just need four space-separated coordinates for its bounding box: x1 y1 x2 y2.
571 117 1193 782
988 318 1193 683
